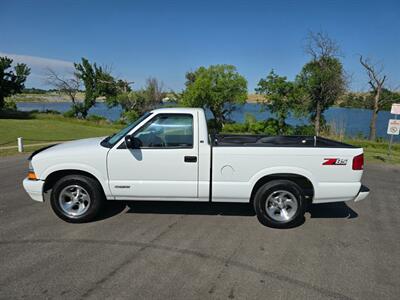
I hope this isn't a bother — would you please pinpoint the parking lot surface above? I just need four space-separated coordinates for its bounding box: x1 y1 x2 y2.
0 155 399 299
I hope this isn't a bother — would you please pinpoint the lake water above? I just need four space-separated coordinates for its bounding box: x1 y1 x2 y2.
16 102 399 141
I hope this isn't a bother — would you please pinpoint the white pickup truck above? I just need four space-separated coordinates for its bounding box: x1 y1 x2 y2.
23 107 369 228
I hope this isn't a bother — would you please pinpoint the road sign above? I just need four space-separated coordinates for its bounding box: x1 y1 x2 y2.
387 119 400 135
391 103 400 115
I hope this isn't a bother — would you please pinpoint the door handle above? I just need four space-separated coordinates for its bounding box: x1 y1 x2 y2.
184 156 197 163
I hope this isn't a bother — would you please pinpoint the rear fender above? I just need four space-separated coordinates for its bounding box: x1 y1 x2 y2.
249 166 317 198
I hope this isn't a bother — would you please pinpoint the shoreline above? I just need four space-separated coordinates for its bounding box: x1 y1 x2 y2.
13 99 392 111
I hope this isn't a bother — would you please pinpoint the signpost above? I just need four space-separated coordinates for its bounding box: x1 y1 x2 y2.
388 104 400 158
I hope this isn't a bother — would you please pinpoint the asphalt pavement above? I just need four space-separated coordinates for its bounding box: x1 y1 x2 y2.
0 155 399 299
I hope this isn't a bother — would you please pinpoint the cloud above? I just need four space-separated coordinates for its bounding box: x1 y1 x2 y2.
0 52 74 71
0 52 75 88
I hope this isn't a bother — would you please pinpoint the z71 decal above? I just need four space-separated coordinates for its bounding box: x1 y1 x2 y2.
323 158 348 166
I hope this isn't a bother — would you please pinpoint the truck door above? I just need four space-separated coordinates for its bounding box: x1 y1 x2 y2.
107 113 199 199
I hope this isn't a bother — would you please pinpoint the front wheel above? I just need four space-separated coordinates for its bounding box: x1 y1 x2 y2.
253 180 306 228
50 175 105 223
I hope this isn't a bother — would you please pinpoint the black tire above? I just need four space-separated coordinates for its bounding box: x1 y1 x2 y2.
253 180 306 228
50 175 105 223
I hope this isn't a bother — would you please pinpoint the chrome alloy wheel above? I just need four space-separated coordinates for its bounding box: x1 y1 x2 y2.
58 185 91 217
265 190 298 222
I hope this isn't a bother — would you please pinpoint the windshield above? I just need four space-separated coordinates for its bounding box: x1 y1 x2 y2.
102 112 152 147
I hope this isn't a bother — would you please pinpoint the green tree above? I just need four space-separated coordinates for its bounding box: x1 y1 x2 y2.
181 65 247 130
297 32 346 136
256 70 305 134
297 57 345 135
0 56 30 110
107 77 165 122
74 58 118 118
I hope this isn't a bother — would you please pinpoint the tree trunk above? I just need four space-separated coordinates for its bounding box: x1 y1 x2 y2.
210 107 224 132
314 100 321 136
369 89 380 141
278 114 286 135
81 110 88 119
0 94 4 110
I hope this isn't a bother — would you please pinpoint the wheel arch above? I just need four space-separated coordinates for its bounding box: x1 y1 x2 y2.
250 173 315 204
43 169 107 198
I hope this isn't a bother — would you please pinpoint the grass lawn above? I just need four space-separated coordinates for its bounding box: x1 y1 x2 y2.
344 139 400 165
0 113 122 156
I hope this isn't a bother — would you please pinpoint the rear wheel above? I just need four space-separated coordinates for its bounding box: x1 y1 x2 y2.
253 180 305 228
50 175 105 223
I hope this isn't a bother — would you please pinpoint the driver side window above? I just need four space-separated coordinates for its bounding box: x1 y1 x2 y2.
134 114 193 148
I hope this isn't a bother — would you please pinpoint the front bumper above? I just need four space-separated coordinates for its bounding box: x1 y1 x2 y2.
22 178 44 202
354 185 370 202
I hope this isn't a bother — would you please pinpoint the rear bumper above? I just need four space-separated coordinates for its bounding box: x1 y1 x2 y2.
354 185 370 202
22 178 44 202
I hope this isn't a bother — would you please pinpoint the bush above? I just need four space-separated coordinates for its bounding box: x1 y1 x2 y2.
355 132 366 140
222 122 247 133
4 99 17 111
121 110 139 123
244 113 257 124
221 114 317 136
0 109 32 119
87 114 107 122
293 124 315 135
252 119 281 135
43 109 61 115
113 118 127 126
63 110 76 118
222 118 285 135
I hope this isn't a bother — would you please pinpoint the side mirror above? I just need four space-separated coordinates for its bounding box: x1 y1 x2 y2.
125 135 142 149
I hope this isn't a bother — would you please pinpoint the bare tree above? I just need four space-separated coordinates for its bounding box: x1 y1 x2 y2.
145 77 165 104
359 56 387 140
46 68 81 107
304 31 341 60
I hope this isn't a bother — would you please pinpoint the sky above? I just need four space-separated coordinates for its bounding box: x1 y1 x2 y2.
1 0 399 92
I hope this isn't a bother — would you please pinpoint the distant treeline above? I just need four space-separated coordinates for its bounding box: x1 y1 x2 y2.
22 88 84 94
22 88 56 94
338 90 400 110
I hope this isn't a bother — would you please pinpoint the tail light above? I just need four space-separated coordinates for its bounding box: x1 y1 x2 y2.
352 154 364 170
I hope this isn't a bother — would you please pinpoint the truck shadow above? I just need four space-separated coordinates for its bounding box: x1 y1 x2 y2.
96 200 358 221
94 202 256 222
125 201 256 216
307 202 358 219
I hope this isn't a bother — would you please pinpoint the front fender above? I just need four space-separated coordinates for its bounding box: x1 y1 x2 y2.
39 163 112 198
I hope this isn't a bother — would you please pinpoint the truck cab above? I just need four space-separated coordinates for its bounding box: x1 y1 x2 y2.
104 108 211 201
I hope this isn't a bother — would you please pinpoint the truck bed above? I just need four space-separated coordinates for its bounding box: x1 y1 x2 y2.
212 134 356 148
